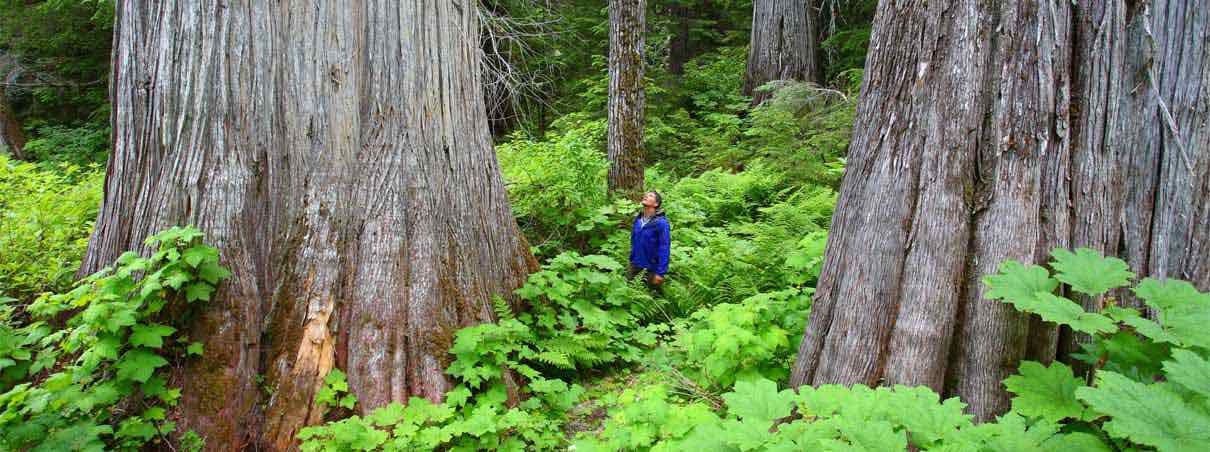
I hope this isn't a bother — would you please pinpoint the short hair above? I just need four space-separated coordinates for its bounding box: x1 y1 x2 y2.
647 191 662 207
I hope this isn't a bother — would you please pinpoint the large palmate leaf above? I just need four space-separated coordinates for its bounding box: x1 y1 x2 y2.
1004 361 1088 422
1077 371 1210 452
983 261 1059 305
1050 248 1134 296
721 378 796 423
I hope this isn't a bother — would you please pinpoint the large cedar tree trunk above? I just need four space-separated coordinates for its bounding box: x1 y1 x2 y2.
607 0 647 198
789 0 1208 422
0 88 26 160
743 0 821 104
85 1 537 449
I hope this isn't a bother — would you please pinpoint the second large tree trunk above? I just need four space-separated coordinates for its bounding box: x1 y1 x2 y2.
607 0 647 198
85 1 537 449
743 0 820 104
789 0 1208 422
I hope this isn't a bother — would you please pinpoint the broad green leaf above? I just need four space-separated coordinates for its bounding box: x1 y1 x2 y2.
163 269 192 290
185 282 215 302
1051 248 1134 296
836 418 906 451
1135 279 1210 350
324 369 349 391
115 348 169 383
181 245 219 267
721 378 796 423
1163 349 1210 396
129 323 176 348
339 394 357 410
1040 432 1114 452
1027 292 1117 335
720 418 773 450
93 333 122 359
116 417 157 441
1003 361 1087 422
983 261 1059 305
143 406 167 420
579 254 624 271
1077 371 1210 452
198 261 232 284
186 341 204 356
366 402 406 427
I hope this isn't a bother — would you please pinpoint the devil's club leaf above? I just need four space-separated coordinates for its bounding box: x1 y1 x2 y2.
1051 248 1134 296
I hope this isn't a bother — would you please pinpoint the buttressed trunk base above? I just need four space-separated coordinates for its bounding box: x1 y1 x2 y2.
87 1 537 449
790 0 1209 422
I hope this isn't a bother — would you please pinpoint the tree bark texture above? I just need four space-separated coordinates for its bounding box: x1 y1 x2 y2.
86 1 537 449
790 0 1209 422
743 0 821 104
0 88 26 160
607 0 647 198
1113 0 1210 296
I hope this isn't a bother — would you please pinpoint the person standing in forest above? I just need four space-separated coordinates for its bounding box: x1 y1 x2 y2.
629 191 671 290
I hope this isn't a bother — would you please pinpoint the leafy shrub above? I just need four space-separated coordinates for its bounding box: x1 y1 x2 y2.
21 121 110 166
668 288 811 389
453 252 664 381
743 82 853 188
575 378 1084 451
660 183 834 312
0 155 102 301
575 249 1210 452
299 252 663 451
679 47 749 115
497 116 611 258
984 248 1210 452
0 227 226 451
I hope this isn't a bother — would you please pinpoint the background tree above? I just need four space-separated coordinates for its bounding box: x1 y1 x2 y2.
607 0 648 197
743 0 821 104
0 86 25 159
790 0 1208 422
83 1 537 448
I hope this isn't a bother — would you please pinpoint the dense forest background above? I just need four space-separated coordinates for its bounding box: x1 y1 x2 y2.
1 0 1208 451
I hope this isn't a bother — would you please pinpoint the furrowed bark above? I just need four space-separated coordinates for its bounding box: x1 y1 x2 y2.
791 0 1209 422
790 0 1073 421
1117 0 1210 294
743 0 821 104
607 0 647 198
87 1 537 449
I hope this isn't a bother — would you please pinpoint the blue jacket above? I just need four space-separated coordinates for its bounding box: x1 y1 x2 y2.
630 211 671 276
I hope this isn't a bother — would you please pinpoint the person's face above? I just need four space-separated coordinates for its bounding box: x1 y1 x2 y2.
641 193 658 209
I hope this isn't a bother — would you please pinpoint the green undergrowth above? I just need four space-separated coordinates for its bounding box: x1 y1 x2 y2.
568 249 1210 452
294 247 1210 451
0 227 226 451
0 155 103 302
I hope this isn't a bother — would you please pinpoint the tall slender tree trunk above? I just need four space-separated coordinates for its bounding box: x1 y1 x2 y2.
86 1 537 449
607 0 647 198
743 0 820 104
0 88 26 160
667 3 692 76
790 0 1209 422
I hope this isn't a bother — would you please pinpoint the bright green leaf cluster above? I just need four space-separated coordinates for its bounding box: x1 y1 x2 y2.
0 226 226 452
986 247 1210 452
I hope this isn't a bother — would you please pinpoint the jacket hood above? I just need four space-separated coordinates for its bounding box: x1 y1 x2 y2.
637 209 666 220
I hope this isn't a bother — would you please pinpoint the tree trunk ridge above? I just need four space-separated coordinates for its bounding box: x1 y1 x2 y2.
791 0 1208 422
744 0 820 104
86 1 537 449
607 0 647 197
